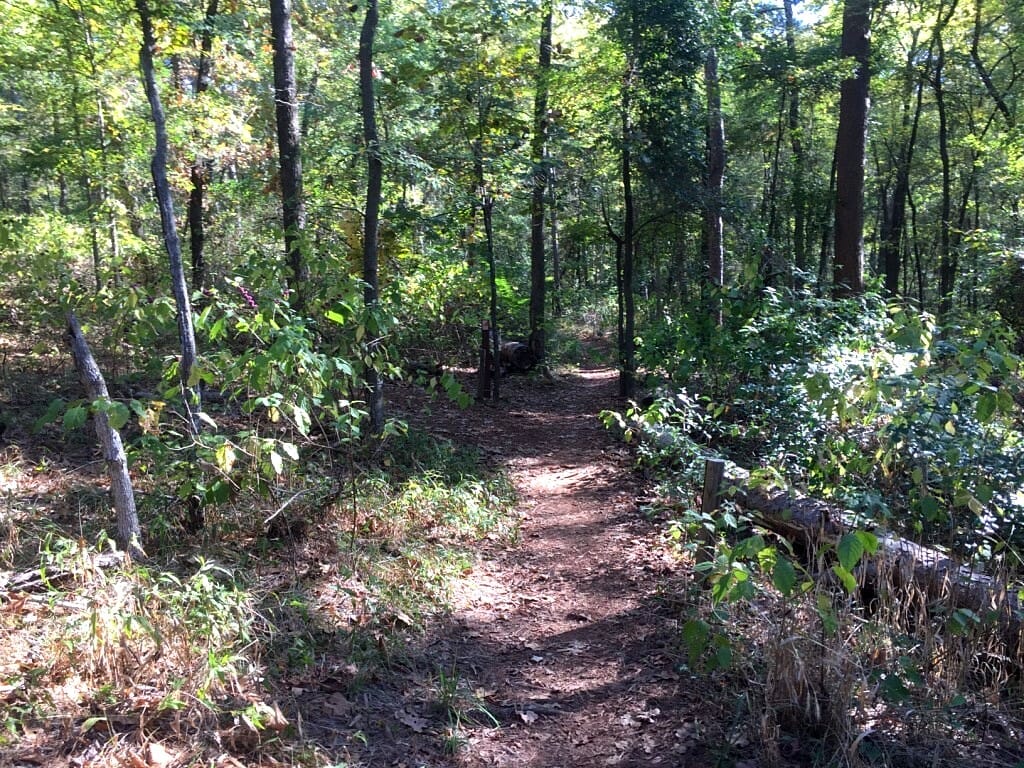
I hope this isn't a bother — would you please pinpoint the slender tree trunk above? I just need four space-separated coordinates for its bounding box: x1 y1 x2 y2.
483 195 500 401
549 164 562 317
136 0 201 434
66 311 143 559
763 90 786 285
187 0 218 291
620 62 637 399
934 36 956 314
528 0 553 363
784 0 807 280
833 0 872 297
270 0 308 310
818 146 838 291
359 0 384 433
881 57 924 297
704 46 725 326
69 2 121 284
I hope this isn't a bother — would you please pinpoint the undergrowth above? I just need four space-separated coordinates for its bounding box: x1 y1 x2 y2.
607 289 1024 766
0 429 517 766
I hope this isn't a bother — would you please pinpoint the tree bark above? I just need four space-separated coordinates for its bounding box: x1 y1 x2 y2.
360 0 384 433
933 33 956 315
832 0 871 297
719 460 1024 648
783 0 807 280
620 62 637 399
880 51 924 297
136 0 201 434
483 195 501 401
270 0 308 310
187 0 218 291
528 0 553 363
65 311 143 559
704 46 725 326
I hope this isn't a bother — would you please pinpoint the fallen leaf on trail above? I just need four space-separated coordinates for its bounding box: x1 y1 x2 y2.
395 709 430 733
530 655 545 663
524 640 544 651
520 710 539 724
147 742 175 767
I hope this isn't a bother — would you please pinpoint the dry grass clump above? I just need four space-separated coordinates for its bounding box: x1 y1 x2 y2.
730 556 1024 768
1 535 283 766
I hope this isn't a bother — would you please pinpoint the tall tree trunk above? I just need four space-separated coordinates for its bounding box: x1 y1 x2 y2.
880 66 923 297
66 311 143 559
934 34 956 313
817 147 838 291
833 0 872 297
136 0 201 434
270 0 308 310
784 0 807 279
187 0 218 291
359 0 384 433
762 90 786 285
620 62 637 399
528 0 553 363
704 46 725 327
483 194 500 401
549 163 562 317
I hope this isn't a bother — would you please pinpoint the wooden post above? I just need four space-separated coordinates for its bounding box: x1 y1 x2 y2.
477 319 492 401
698 458 726 566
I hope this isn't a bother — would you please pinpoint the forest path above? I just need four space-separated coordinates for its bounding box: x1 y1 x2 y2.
349 361 718 767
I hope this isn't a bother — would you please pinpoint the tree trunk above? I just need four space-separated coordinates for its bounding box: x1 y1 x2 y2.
65 311 143 559
270 0 308 310
784 0 807 280
832 0 871 297
704 46 725 326
881 53 924 297
359 0 384 434
483 195 501 401
528 0 553 363
933 35 956 314
717 459 1024 650
620 63 637 399
550 164 562 317
136 0 201 434
187 0 218 291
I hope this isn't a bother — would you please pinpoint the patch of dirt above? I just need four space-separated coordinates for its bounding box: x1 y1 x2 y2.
310 364 730 767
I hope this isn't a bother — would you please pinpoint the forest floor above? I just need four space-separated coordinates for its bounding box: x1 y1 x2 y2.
4 327 1022 767
320 352 747 768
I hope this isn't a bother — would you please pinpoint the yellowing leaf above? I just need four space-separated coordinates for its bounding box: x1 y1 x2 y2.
215 443 236 474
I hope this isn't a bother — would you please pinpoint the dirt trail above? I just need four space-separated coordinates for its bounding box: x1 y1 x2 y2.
344 365 720 767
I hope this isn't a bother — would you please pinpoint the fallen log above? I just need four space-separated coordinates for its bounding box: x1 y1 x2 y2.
708 460 1024 645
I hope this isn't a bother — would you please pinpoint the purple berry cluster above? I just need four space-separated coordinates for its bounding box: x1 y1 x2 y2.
238 284 258 310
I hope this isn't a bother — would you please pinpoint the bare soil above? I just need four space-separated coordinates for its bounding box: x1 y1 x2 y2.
314 361 734 767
